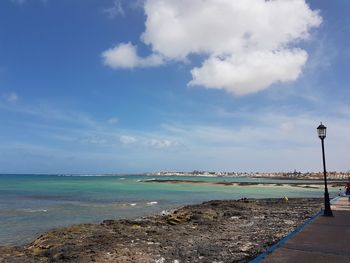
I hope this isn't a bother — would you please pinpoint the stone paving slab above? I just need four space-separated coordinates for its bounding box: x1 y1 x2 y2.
264 247 350 263
262 197 350 263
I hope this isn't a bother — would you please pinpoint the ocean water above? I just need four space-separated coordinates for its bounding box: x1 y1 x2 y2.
0 174 337 245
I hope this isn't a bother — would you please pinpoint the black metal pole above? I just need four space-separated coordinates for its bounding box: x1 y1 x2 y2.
321 138 333 216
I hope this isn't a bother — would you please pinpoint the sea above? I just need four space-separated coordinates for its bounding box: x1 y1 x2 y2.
0 174 337 245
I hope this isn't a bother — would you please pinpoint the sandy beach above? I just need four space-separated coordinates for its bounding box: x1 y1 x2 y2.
0 198 322 263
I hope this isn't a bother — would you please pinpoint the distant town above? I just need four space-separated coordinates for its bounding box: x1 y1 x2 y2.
147 170 350 180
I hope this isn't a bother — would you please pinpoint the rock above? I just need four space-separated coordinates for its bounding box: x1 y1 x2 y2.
0 198 322 263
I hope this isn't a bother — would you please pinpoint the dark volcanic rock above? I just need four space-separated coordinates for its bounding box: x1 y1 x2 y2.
0 198 322 263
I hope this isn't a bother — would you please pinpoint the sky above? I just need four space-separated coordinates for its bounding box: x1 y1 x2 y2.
0 0 350 174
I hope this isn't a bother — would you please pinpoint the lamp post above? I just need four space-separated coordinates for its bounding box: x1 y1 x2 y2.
317 122 333 217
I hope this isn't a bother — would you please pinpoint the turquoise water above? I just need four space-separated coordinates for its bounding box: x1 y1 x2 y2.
0 174 336 245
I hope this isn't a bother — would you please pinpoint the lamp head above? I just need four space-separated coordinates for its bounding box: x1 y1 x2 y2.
317 122 326 139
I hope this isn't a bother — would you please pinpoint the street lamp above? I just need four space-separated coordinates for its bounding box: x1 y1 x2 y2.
317 122 333 217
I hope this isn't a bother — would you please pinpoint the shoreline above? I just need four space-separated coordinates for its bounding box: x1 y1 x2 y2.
0 198 323 263
142 179 345 189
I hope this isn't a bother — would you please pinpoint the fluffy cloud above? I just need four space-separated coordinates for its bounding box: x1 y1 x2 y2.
102 42 164 69
103 0 321 95
142 0 320 58
189 49 308 95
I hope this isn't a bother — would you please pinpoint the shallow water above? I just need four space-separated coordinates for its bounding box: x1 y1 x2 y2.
0 174 337 245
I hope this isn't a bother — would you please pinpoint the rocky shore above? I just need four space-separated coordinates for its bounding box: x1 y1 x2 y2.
0 198 322 263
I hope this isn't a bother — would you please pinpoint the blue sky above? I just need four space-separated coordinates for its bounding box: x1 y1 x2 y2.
0 0 349 174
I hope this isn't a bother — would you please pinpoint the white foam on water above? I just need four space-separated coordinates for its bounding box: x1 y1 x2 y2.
147 201 158 205
22 209 48 213
143 178 156 182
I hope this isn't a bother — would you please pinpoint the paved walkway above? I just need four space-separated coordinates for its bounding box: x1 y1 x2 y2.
262 196 350 262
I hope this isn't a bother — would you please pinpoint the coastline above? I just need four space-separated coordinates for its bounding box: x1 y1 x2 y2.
0 198 322 263
142 179 345 190
1 174 336 247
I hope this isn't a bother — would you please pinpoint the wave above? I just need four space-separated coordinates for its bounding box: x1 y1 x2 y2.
21 209 48 213
137 178 156 182
121 201 159 207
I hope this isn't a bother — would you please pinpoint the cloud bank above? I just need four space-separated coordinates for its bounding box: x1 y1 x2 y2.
103 0 321 95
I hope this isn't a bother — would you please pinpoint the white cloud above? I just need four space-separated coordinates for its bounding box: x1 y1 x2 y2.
120 135 137 145
102 42 164 69
189 49 308 95
144 138 177 149
104 0 321 95
142 0 321 57
119 135 178 149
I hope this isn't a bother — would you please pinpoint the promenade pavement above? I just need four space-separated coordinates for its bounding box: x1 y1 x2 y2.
262 196 350 262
